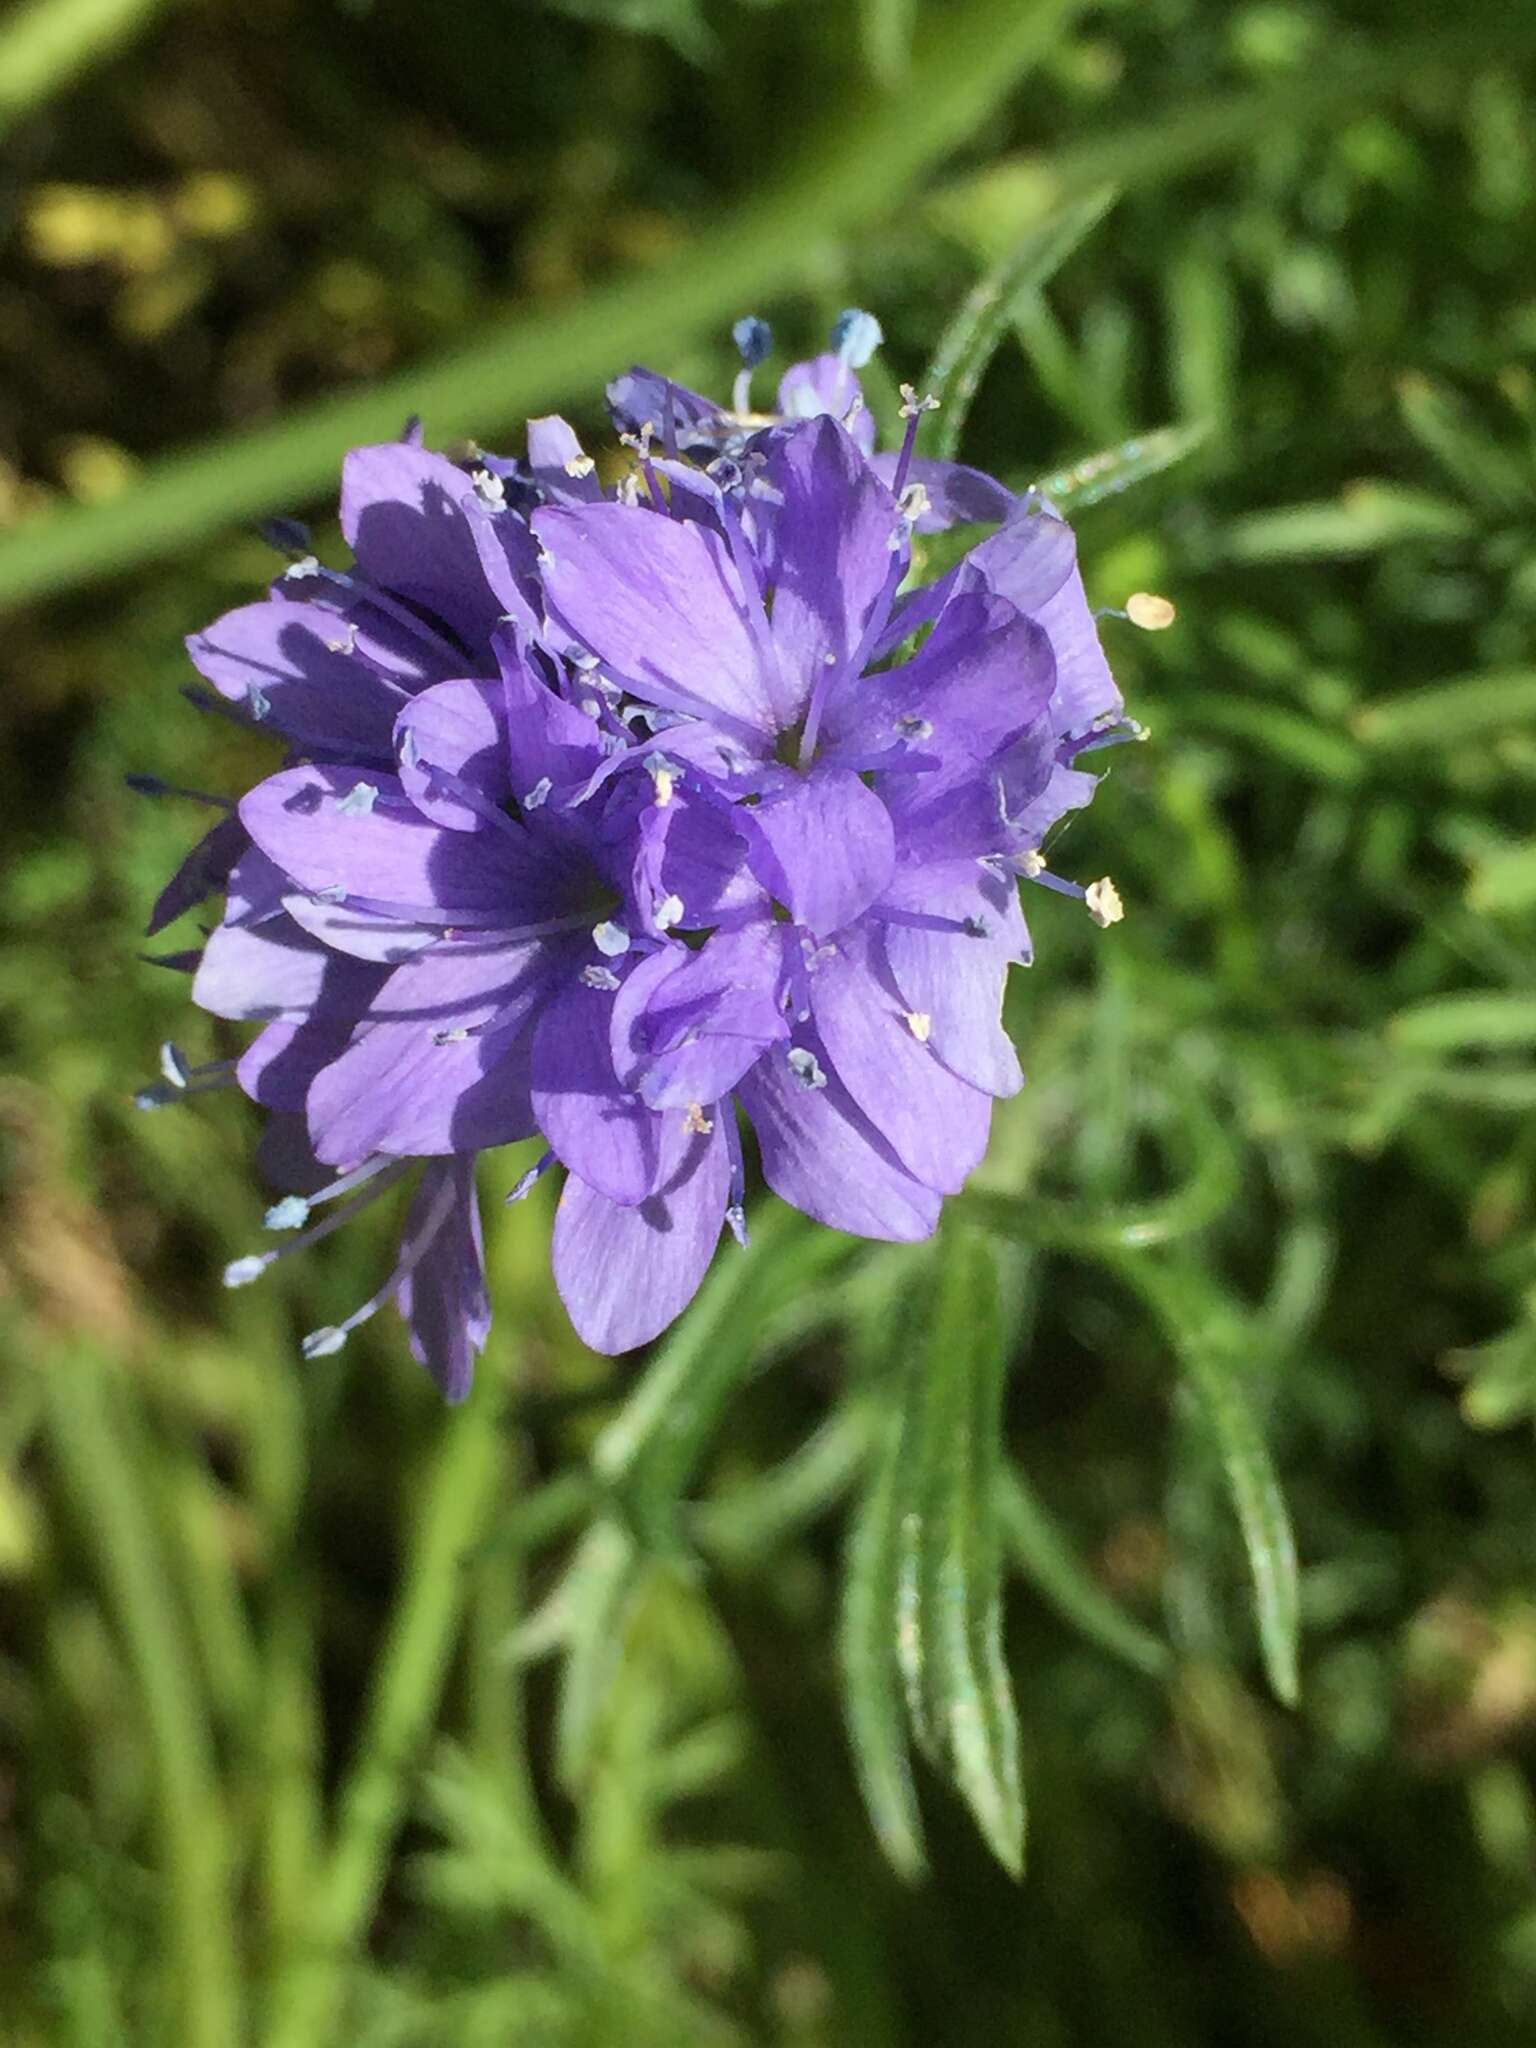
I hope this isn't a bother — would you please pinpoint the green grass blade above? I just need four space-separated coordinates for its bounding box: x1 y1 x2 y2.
1032 420 1211 511
0 0 176 138
894 1224 1025 1875
839 1403 927 1881
1389 993 1536 1053
41 1349 242 2048
860 0 917 85
0 0 1086 610
1354 670 1536 750
921 187 1118 462
1121 1261 1300 1706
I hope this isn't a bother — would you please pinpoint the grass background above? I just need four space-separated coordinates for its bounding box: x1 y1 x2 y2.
3 0 1536 2041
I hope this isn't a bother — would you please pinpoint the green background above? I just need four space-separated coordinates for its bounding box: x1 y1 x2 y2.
3 1 1536 2041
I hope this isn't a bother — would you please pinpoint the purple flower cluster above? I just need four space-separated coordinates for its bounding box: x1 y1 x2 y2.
143 314 1133 1393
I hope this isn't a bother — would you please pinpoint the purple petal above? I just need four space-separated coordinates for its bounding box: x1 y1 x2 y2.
531 973 663 1205
304 940 555 1163
193 915 383 1022
966 505 1121 735
776 354 877 454
238 1017 356 1111
496 637 607 799
396 677 509 831
240 766 559 924
809 926 994 1192
870 454 1016 532
553 1115 729 1354
758 416 900 725
340 443 505 646
534 503 777 738
606 368 722 447
187 601 408 757
876 866 1024 1097
397 1159 490 1402
527 416 603 502
611 922 788 1109
741 766 895 938
738 1032 941 1242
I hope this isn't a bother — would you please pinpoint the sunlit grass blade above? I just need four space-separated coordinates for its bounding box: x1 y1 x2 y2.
1389 993 1536 1053
893 1224 1025 1874
41 1347 242 2048
0 0 176 139
1033 420 1210 512
1169 695 1364 785
859 0 917 85
921 187 1117 462
1354 670 1536 749
1120 1260 1300 1706
998 1466 1171 1681
1221 483 1474 561
0 0 1087 610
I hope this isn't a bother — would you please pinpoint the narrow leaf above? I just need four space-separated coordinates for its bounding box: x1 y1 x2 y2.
894 1224 1025 1874
1389 992 1536 1054
1355 671 1536 750
922 187 1118 462
998 1466 1170 1680
839 1404 927 1881
1032 419 1210 512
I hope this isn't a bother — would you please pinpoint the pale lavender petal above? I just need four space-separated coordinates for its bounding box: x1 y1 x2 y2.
527 415 603 502
496 638 607 799
241 766 556 923
552 1115 729 1354
187 601 406 756
531 974 663 1205
339 443 503 645
870 454 1015 531
877 867 1024 1096
534 503 776 737
776 354 877 454
193 916 383 1022
966 505 1120 735
759 416 900 723
611 921 787 1109
809 927 994 1193
739 1033 940 1241
305 941 555 1163
741 765 895 938
396 677 509 831
606 368 721 446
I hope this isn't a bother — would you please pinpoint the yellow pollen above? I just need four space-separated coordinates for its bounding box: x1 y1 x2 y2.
683 1103 714 1135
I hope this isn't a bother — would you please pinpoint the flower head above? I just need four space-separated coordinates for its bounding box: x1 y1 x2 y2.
141 316 1135 1391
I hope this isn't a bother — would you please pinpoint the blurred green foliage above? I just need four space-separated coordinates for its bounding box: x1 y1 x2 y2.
3 1 1536 2043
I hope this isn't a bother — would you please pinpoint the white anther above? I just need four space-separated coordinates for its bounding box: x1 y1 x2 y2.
905 1011 932 1043
1086 877 1124 928
898 384 941 419
472 467 505 506
787 1047 828 1091
898 482 931 524
1017 848 1046 878
523 777 552 810
683 1103 714 1135
654 894 685 932
284 554 321 580
581 965 620 991
564 453 596 479
335 780 379 817
1126 591 1176 631
593 921 630 958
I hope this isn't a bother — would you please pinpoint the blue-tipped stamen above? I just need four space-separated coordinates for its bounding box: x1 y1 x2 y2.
832 308 883 369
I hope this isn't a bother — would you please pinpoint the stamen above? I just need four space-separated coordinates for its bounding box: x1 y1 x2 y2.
787 1046 828 1091
224 1164 411 1289
654 894 685 933
1086 877 1124 927
904 1011 933 1043
299 1166 459 1359
682 1102 714 1135
722 1108 748 1246
732 313 773 413
1125 591 1176 631
523 777 552 810
581 965 620 990
832 308 883 368
564 453 596 480
505 1150 556 1204
334 780 379 817
593 920 630 958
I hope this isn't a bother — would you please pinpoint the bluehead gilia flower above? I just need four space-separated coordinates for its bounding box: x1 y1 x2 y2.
140 315 1137 1393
